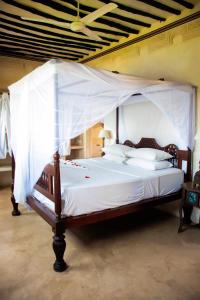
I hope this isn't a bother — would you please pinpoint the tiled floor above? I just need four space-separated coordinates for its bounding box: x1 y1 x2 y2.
1 187 200 300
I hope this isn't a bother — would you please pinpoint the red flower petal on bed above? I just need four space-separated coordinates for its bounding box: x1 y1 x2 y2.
85 176 91 179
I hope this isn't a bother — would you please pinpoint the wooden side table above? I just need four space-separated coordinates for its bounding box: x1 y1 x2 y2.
178 181 200 232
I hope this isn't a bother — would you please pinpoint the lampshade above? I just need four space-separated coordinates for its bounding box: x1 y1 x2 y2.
98 129 112 139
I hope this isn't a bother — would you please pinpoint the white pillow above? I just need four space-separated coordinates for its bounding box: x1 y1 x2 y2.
126 148 172 161
126 158 173 170
102 144 134 157
103 154 125 163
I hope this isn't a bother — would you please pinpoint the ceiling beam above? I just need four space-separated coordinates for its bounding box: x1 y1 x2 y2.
0 10 119 43
0 45 79 60
0 7 130 38
136 0 181 15
37 0 151 28
0 49 76 61
2 0 139 34
0 21 104 49
0 16 110 46
0 50 47 61
76 27 128 38
0 40 85 59
99 0 166 21
31 0 141 31
170 0 194 9
0 24 99 51
0 32 89 55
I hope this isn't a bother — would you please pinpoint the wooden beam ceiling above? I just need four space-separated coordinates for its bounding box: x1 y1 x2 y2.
0 0 197 62
136 0 181 15
171 0 194 9
98 0 167 21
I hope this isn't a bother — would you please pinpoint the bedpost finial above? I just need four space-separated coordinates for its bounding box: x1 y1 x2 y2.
54 151 60 162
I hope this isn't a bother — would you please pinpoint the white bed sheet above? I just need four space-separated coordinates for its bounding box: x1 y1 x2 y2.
33 158 184 216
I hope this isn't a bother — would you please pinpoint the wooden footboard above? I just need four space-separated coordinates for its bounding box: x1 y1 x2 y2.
34 152 62 219
35 164 55 202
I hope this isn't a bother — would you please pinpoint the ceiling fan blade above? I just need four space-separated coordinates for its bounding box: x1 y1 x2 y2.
81 27 103 41
21 17 71 28
80 3 118 25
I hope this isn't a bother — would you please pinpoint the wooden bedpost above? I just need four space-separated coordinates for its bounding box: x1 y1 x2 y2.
186 148 192 181
11 152 21 216
54 151 62 219
52 151 68 272
53 222 68 272
116 107 119 144
112 71 120 145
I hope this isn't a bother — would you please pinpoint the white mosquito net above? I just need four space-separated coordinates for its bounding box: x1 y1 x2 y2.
9 59 195 204
0 92 11 158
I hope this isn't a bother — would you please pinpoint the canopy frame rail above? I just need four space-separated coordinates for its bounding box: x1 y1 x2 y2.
10 137 192 272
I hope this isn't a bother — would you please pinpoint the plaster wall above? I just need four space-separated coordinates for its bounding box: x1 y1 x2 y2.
0 56 41 90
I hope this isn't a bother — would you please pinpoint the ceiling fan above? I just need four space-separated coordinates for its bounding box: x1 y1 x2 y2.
21 1 118 41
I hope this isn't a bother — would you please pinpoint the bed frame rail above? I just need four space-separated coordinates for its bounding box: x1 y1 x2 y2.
65 191 182 228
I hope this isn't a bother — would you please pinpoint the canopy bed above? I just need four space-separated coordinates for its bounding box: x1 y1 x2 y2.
8 59 195 272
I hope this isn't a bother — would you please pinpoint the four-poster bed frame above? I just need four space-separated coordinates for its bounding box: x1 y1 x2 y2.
9 69 192 271
10 114 192 272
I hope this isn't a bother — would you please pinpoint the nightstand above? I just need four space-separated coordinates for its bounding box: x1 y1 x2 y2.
178 181 200 233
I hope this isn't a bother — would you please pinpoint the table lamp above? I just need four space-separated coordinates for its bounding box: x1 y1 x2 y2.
98 129 112 147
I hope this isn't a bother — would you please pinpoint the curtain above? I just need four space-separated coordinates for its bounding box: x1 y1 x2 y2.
0 92 11 159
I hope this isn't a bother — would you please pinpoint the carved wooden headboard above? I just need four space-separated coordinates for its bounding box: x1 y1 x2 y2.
123 137 191 182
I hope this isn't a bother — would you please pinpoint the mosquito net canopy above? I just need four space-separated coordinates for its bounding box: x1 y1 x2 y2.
0 92 11 158
9 59 195 203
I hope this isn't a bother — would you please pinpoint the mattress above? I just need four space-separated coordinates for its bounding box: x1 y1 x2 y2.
33 158 184 217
